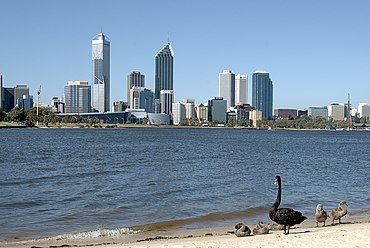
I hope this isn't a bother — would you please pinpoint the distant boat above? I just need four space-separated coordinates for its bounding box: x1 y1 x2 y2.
267 126 273 131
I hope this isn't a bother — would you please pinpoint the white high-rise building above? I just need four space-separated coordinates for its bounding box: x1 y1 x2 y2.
235 74 247 105
160 90 174 115
358 103 370 119
172 102 186 125
328 103 345 121
172 99 196 125
64 81 91 113
92 32 110 112
219 70 235 110
182 99 195 119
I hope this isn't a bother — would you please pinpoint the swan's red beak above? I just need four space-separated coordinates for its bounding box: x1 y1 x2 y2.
274 178 278 185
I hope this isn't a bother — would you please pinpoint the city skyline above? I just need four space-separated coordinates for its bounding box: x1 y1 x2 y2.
1 1 370 110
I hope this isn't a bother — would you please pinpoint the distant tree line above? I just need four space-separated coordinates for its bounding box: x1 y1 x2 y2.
0 107 368 129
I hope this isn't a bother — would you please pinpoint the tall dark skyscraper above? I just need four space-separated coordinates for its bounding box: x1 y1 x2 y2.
155 43 174 100
92 32 110 112
252 71 273 120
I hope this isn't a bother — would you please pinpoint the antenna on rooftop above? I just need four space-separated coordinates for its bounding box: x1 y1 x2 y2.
167 32 170 44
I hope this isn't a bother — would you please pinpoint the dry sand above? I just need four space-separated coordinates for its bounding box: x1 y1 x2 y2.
2 220 369 248
94 222 370 248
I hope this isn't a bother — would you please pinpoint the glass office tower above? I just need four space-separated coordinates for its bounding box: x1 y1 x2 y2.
92 32 110 112
155 43 174 100
252 71 273 120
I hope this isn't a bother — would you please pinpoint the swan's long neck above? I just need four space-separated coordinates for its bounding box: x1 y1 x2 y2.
273 179 281 209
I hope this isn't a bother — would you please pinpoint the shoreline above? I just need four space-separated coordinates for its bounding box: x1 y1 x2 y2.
2 215 369 248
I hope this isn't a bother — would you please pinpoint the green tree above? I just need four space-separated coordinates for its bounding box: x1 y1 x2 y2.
9 107 26 122
0 108 6 122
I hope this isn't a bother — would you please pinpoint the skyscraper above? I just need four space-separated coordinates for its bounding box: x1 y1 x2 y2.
219 70 235 110
127 71 145 106
235 74 247 106
64 81 91 113
92 32 110 112
252 71 273 120
155 43 174 101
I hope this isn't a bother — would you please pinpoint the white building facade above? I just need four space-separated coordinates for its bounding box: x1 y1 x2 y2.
235 74 247 105
328 103 345 121
358 103 370 119
219 70 235 110
308 106 328 119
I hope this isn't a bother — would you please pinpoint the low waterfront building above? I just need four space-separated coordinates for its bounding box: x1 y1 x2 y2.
51 97 65 113
328 103 345 121
113 101 127 112
298 109 308 117
196 104 208 123
249 109 262 127
208 97 227 124
274 109 297 119
183 99 196 119
147 113 170 125
235 104 253 121
172 102 186 125
308 106 328 119
358 103 370 119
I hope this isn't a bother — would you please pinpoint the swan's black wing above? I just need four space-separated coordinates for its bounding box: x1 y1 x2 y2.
274 208 307 226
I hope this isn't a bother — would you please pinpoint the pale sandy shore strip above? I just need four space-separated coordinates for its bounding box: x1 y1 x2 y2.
2 221 369 248
91 222 370 248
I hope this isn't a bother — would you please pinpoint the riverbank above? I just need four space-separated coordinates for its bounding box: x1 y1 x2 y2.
2 216 369 248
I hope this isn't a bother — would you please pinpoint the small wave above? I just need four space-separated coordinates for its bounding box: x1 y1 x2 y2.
131 206 269 232
54 228 139 240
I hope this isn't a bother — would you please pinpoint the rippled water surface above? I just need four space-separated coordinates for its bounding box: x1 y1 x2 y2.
0 128 369 240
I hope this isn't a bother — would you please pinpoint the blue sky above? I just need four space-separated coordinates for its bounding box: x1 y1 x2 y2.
1 0 369 110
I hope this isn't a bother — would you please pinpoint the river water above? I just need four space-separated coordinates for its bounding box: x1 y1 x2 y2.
0 128 369 241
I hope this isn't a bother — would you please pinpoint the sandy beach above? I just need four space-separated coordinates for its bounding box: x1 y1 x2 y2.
2 218 369 248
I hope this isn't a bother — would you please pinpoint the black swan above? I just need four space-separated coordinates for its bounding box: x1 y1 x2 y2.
269 175 307 234
234 223 251 237
329 200 348 224
315 203 328 227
